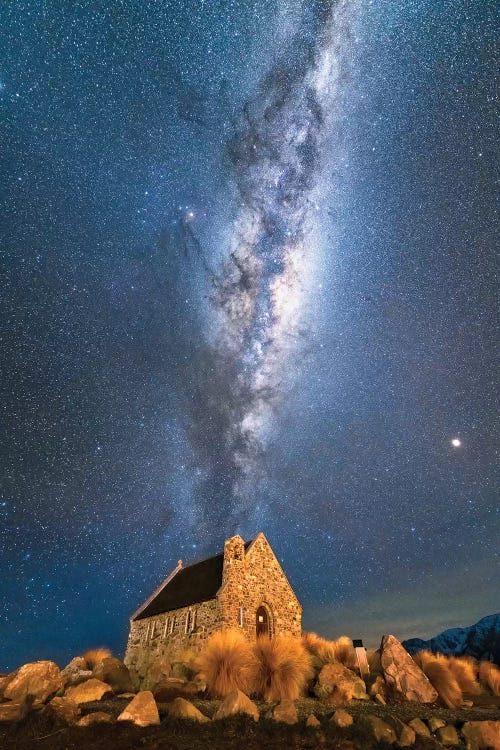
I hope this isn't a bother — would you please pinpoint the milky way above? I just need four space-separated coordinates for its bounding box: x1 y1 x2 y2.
190 1 356 534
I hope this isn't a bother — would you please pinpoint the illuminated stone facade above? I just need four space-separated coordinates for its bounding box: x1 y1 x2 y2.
124 532 301 684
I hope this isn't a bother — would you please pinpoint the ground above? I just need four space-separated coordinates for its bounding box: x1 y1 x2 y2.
1 694 499 750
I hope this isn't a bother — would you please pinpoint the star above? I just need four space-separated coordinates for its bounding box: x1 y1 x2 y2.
451 438 462 448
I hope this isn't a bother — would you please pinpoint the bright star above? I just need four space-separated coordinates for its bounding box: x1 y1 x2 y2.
451 438 461 448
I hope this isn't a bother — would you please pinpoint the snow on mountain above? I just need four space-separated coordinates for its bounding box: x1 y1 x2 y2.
403 613 500 664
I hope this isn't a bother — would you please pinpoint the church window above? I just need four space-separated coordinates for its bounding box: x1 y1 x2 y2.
238 607 244 627
163 618 169 638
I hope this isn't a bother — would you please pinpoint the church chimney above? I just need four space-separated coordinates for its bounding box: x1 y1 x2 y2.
222 535 245 584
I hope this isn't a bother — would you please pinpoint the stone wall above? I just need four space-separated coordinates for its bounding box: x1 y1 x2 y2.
219 532 302 639
124 597 220 684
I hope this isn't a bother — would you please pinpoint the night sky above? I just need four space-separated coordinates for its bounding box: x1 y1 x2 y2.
1 0 498 672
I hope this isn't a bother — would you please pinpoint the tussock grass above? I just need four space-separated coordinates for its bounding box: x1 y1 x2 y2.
479 661 500 696
413 651 462 708
253 633 313 702
83 647 112 669
302 632 356 669
196 629 256 698
448 656 481 694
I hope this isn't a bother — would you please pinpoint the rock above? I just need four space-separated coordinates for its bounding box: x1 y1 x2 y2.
374 693 386 705
366 715 397 744
45 696 80 724
192 673 207 693
153 678 199 702
428 716 446 732
462 721 500 750
398 724 416 747
166 697 209 722
77 711 114 726
0 673 16 700
117 692 136 699
315 662 368 704
65 678 113 704
61 657 88 686
306 714 321 727
369 674 388 699
93 657 134 694
4 661 63 706
0 696 33 723
436 725 460 746
380 634 439 703
117 691 160 727
272 700 298 724
408 718 431 737
331 708 353 728
214 689 259 722
462 699 474 708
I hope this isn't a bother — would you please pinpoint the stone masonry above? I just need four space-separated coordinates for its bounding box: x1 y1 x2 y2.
124 533 301 684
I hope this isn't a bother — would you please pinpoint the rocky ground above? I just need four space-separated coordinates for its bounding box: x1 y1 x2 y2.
1 637 500 749
1 690 499 749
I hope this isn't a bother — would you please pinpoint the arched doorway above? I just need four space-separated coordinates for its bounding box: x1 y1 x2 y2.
256 605 271 638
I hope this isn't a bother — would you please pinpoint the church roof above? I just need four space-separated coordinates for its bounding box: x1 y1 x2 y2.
134 539 253 620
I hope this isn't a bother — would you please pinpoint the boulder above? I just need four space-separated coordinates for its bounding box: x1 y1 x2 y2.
306 714 321 727
331 708 353 728
214 689 259 722
462 720 500 750
92 657 134 694
0 696 33 723
166 697 210 722
153 678 199 702
61 657 89 686
65 678 113 704
315 662 368 704
428 716 446 732
0 673 16 700
366 715 397 744
272 700 298 724
4 661 63 706
77 711 114 726
374 693 386 705
45 696 80 724
436 725 460 746
398 724 416 747
380 635 438 703
408 718 431 737
117 691 160 727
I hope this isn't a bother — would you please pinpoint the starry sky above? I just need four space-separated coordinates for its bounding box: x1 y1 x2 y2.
0 0 498 672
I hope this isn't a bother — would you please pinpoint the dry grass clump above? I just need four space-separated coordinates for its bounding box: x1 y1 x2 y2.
253 633 313 702
196 629 256 698
302 632 356 669
413 651 462 708
448 656 481 694
366 649 382 676
83 647 112 669
479 661 500 696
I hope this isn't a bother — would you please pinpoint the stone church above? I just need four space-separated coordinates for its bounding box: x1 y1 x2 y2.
124 533 301 681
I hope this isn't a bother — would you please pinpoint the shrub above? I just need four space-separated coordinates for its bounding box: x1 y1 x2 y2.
83 647 112 670
448 656 481 694
302 632 356 669
253 633 313 702
479 661 500 696
366 649 383 676
196 629 256 698
413 651 462 708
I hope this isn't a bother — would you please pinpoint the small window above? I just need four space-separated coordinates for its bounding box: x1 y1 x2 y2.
238 607 244 627
169 616 176 635
191 609 197 632
145 622 151 643
185 611 190 634
163 618 169 638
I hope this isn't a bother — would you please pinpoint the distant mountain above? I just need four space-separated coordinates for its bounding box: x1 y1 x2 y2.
403 614 500 665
